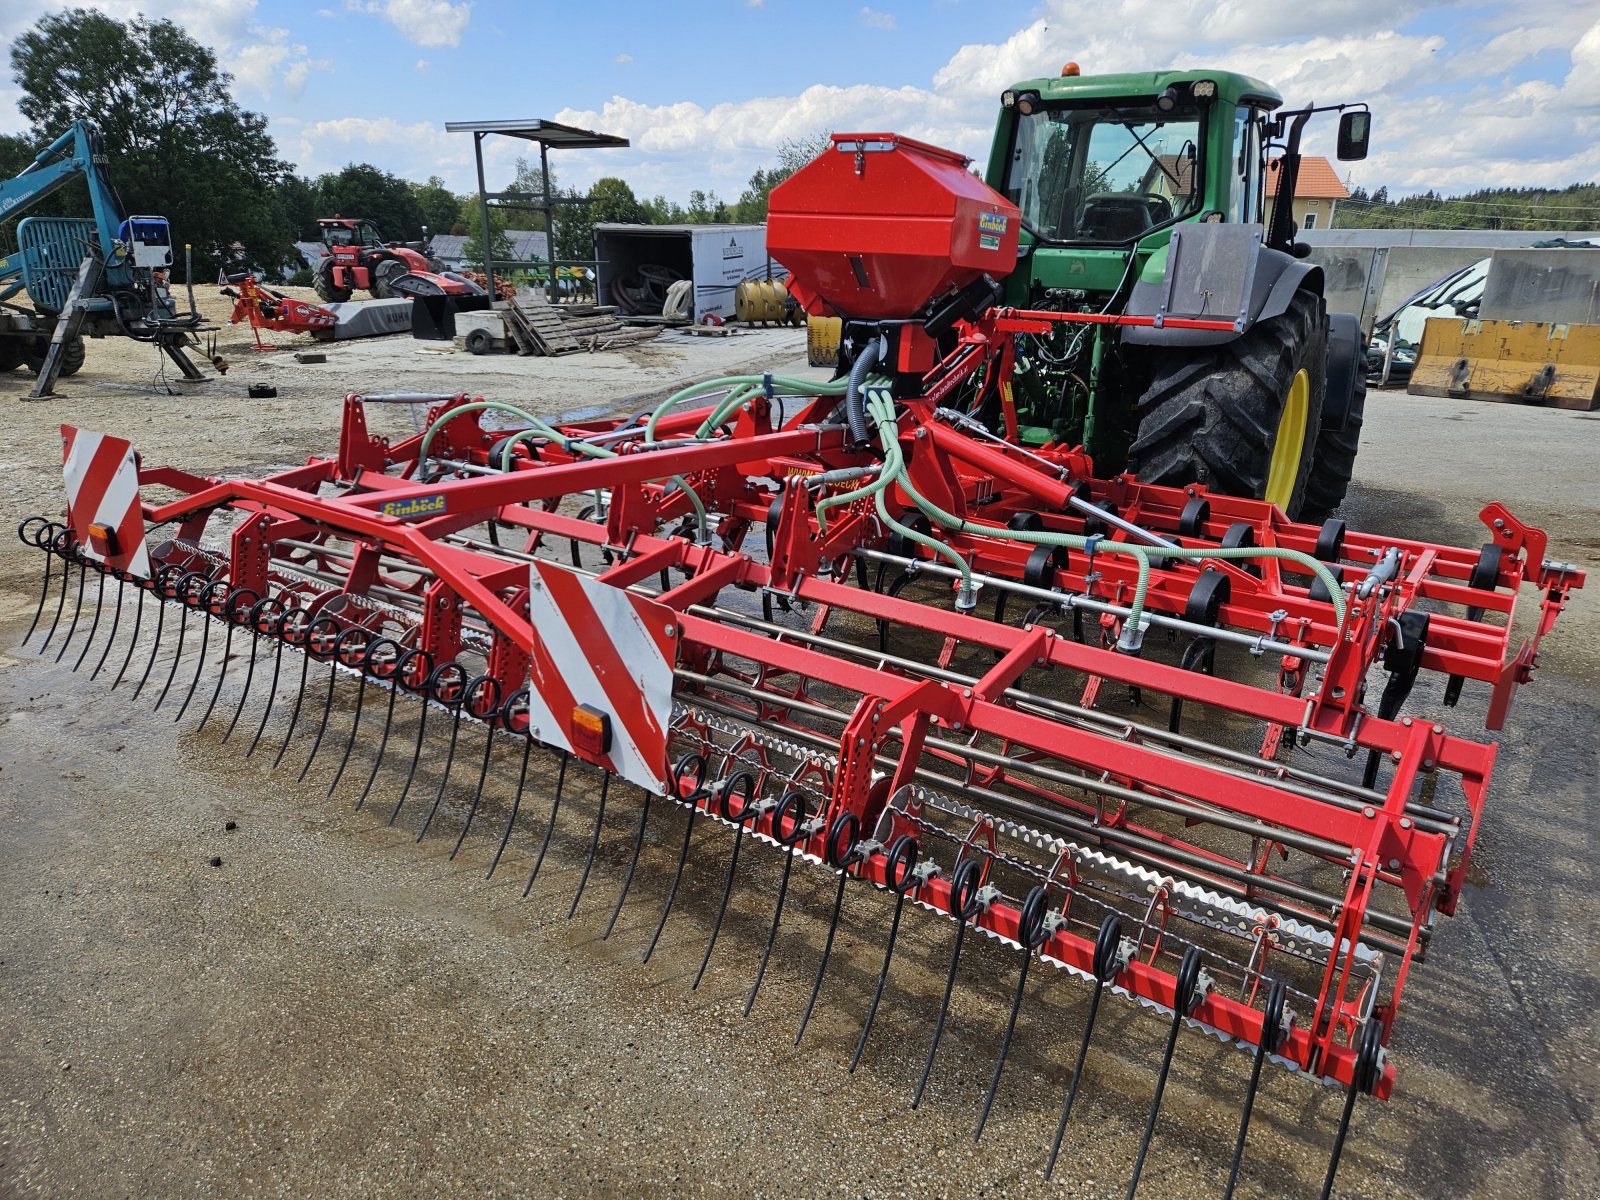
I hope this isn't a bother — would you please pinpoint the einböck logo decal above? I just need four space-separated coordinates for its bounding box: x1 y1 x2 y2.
978 211 1009 235
380 493 448 519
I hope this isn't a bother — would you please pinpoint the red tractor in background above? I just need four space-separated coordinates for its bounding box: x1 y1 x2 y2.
312 217 441 303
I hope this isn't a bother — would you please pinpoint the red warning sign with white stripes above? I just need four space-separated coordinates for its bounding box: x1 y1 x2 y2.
523 560 680 794
61 425 151 579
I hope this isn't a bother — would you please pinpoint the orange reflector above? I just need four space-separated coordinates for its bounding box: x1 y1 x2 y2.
1062 62 1080 76
571 704 612 758
87 521 120 557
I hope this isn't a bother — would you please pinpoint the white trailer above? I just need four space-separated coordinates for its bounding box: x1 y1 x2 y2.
593 223 770 322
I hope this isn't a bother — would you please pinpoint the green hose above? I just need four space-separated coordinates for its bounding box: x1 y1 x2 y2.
641 373 848 443
865 393 1349 640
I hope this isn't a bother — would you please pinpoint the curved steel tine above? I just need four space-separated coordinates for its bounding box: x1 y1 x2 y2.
450 715 497 860
603 784 651 940
850 839 923 1073
795 813 863 1046
1126 946 1208 1199
975 883 1052 1142
223 607 265 739
327 668 370 795
52 557 88 664
567 771 611 918
131 588 169 701
521 750 570 898
151 599 191 710
488 736 534 879
36 543 74 654
89 572 126 681
745 789 811 1017
418 701 465 841
195 604 238 731
356 673 403 808
70 567 106 671
388 690 433 823
110 581 145 690
172 595 215 722
642 764 710 964
1319 1019 1385 1200
270 641 315 769
21 539 57 647
298 656 343 784
912 858 986 1110
1044 914 1126 1182
1222 978 1289 1200
692 772 759 989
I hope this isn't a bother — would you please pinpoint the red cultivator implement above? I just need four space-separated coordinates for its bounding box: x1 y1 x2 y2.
19 134 1583 1197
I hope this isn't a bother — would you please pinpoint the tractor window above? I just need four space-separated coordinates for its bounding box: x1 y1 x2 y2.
1005 102 1204 243
1230 108 1266 224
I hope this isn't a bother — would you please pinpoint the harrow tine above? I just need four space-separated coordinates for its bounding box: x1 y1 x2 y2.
18 520 57 647
418 673 472 842
1045 914 1127 1181
488 707 534 879
392 660 462 824
1319 1020 1386 1200
172 583 224 723
151 579 196 710
327 664 371 795
1126 945 1209 1199
229 600 280 746
521 750 571 898
451 682 506 860
36 532 74 655
110 580 145 690
52 554 88 664
249 607 308 757
270 633 316 769
357 646 431 809
744 789 811 1016
692 772 759 989
975 883 1052 1142
131 576 173 701
795 813 863 1045
912 857 986 1109
1221 978 1289 1200
603 784 652 940
89 570 126 681
850 834 921 1072
70 566 106 672
567 771 611 918
642 752 711 963
196 589 250 731
305 628 372 784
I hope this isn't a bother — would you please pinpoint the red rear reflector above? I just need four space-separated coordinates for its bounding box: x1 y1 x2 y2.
87 521 120 557
571 704 612 758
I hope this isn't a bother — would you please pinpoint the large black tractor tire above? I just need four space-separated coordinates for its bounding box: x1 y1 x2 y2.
371 257 408 300
1129 290 1328 520
313 260 352 304
58 335 87 376
1301 369 1366 522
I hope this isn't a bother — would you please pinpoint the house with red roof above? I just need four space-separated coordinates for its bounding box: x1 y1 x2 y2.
1267 156 1350 232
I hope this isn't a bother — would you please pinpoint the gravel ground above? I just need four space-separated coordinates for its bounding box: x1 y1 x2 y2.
0 323 1596 1200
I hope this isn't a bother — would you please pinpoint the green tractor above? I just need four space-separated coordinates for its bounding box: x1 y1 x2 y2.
981 66 1371 520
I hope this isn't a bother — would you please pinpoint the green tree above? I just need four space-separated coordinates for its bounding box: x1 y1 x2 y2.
639 194 687 224
9 9 291 274
554 176 645 263
459 196 513 269
314 163 426 240
685 189 728 224
273 174 321 242
733 130 833 222
410 175 462 238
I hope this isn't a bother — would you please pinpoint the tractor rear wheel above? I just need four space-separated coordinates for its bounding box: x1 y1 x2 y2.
1129 290 1327 519
1301 369 1366 522
371 258 408 300
313 260 352 304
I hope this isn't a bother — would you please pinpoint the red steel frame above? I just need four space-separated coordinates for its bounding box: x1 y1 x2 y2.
103 368 1584 1099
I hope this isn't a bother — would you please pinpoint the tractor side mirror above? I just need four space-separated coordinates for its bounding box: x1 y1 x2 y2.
1337 111 1371 161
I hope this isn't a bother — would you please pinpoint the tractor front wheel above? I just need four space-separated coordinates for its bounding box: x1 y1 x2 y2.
371 258 409 300
1128 290 1328 520
313 260 352 304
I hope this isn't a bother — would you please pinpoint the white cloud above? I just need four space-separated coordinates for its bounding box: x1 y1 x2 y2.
415 58 430 70
350 0 472 48
859 6 896 30
614 53 634 65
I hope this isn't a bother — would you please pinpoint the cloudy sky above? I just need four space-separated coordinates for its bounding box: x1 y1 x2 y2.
1 0 1596 203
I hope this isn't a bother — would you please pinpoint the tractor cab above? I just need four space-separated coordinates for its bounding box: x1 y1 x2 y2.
319 218 384 254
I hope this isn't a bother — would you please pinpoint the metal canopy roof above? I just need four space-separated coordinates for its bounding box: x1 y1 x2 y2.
443 118 629 150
